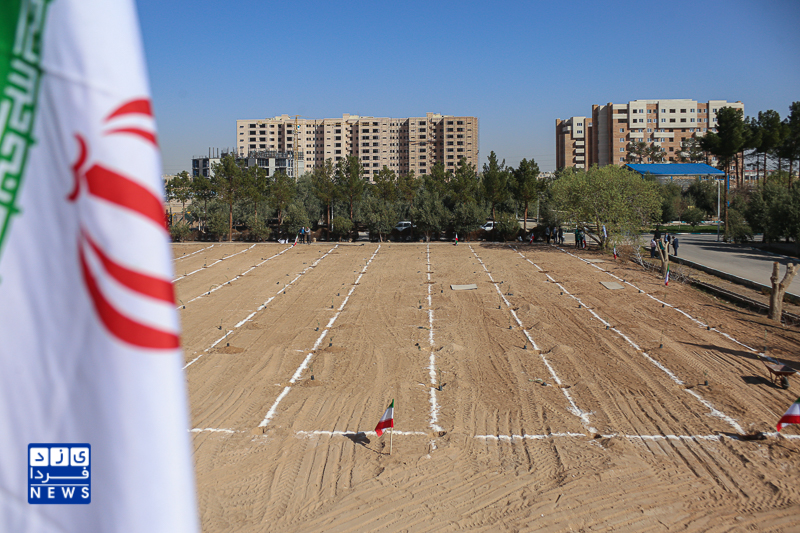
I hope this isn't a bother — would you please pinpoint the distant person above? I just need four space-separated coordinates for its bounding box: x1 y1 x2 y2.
545 226 551 244
306 227 311 244
654 226 661 241
650 238 657 258
299 226 305 244
672 236 679 257
558 227 564 245
574 227 581 248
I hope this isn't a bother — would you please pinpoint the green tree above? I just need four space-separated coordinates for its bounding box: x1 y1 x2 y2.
777 102 800 185
269 170 296 227
677 137 705 163
373 166 398 204
701 107 746 239
686 178 719 216
423 162 448 199
682 206 705 227
282 201 310 235
755 110 783 183
411 188 447 241
626 141 649 163
335 155 367 221
210 154 246 241
550 164 661 249
331 215 353 241
397 170 420 207
512 157 541 234
648 144 666 163
493 211 519 242
448 157 480 205
165 171 193 225
450 202 487 238
312 159 337 229
191 171 214 234
481 151 510 220
243 165 269 226
361 195 397 242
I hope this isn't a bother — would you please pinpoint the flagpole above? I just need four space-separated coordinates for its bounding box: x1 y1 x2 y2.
390 426 393 455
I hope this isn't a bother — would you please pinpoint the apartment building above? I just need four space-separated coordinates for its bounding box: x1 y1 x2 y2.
556 99 744 170
236 113 479 179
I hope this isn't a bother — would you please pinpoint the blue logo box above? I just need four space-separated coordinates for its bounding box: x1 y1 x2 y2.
28 444 91 504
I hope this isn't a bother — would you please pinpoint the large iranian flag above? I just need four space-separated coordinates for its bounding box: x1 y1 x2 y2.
0 1 197 531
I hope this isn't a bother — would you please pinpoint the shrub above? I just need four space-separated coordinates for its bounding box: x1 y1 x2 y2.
331 216 353 241
493 212 519 241
170 222 192 242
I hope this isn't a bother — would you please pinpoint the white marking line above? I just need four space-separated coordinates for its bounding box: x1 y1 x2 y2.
476 432 800 442
257 245 382 428
173 244 256 282
468 245 596 433
177 246 292 309
297 430 428 438
426 244 443 432
189 427 800 441
556 246 766 358
173 244 214 261
515 246 744 434
183 245 339 369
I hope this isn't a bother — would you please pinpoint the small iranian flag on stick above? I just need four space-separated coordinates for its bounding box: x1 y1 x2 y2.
777 397 800 432
375 400 394 436
613 246 618 260
665 263 670 286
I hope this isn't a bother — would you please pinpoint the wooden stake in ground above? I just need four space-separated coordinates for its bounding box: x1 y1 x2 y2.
768 262 797 321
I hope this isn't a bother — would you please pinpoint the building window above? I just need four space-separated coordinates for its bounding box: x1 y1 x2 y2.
619 128 624 132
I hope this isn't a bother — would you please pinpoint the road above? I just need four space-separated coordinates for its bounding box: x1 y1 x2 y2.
666 233 799 298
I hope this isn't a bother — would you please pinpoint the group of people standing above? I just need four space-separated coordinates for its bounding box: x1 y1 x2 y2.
298 226 312 244
545 226 564 245
650 227 679 258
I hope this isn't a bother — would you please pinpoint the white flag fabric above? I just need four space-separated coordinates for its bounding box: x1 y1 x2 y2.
0 1 197 531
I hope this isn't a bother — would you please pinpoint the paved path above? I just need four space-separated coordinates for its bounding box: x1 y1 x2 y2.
668 233 799 298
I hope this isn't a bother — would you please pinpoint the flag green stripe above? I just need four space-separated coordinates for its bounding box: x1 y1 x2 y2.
0 0 52 267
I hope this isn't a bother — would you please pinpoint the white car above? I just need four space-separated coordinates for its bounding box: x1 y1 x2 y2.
394 221 415 232
480 221 495 231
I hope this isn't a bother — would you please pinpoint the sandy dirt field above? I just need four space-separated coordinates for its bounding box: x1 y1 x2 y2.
173 241 800 532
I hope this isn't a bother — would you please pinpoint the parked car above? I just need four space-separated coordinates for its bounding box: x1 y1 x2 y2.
480 221 495 231
394 221 415 232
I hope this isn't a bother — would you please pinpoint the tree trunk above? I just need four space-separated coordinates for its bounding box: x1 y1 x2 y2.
724 181 729 241
228 202 233 242
656 238 670 277
523 202 528 233
768 262 797 321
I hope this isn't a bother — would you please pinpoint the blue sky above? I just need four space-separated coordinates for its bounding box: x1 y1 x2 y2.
135 0 800 174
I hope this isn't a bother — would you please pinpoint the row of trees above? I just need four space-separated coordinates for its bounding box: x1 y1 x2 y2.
166 152 550 242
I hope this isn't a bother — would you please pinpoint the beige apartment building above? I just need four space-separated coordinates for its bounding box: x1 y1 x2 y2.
236 113 478 179
556 99 744 170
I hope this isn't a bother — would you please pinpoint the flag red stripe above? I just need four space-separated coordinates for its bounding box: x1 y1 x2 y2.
106 127 158 146
84 231 174 303
105 98 153 120
79 243 179 349
777 414 800 431
375 418 393 436
84 164 166 231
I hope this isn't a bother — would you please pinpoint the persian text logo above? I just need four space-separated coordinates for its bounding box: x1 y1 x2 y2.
28 443 91 504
